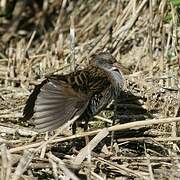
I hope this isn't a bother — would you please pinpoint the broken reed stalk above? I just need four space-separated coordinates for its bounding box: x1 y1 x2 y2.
144 144 155 180
148 0 153 78
47 152 79 180
70 15 75 71
11 150 34 180
73 128 109 166
1 144 11 180
94 156 146 178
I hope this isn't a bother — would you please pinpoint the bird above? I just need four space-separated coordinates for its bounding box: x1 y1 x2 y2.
22 52 124 133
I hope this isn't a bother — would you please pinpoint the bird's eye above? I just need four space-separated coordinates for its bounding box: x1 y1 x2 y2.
114 68 119 72
110 67 119 72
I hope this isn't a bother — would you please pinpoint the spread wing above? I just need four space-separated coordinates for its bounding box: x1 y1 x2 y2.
22 80 47 121
23 77 89 132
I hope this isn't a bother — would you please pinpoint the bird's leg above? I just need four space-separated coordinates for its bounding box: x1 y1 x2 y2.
71 122 78 152
110 99 117 152
84 119 90 145
72 122 77 135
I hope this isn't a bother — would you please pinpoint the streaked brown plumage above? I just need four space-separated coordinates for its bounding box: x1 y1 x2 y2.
22 52 124 132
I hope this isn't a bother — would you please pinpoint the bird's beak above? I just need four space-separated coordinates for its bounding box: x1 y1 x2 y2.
112 62 121 70
113 62 130 75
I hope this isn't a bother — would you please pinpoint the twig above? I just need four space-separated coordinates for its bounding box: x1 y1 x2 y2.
25 31 36 52
111 155 180 161
0 125 38 137
95 156 147 178
70 15 75 71
89 170 104 180
12 150 34 180
144 143 155 180
47 152 80 180
48 158 59 180
1 144 11 180
73 128 109 166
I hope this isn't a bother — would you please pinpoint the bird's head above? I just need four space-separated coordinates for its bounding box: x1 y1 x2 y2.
90 52 124 94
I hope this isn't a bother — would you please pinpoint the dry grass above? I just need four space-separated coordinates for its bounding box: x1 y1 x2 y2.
0 0 180 179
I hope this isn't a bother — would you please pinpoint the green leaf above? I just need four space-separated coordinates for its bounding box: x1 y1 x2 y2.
164 13 172 23
170 0 180 6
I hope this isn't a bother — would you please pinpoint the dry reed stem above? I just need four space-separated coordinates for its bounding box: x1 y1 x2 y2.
47 152 79 180
144 144 155 180
12 150 34 180
95 156 147 178
0 144 11 180
48 158 59 180
73 128 109 166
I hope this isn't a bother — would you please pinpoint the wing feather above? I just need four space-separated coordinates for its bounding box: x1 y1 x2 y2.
23 77 89 132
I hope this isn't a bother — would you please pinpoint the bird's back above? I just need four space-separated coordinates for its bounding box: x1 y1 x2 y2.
22 66 112 132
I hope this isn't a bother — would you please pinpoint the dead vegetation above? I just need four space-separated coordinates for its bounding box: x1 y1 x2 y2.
0 0 180 179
